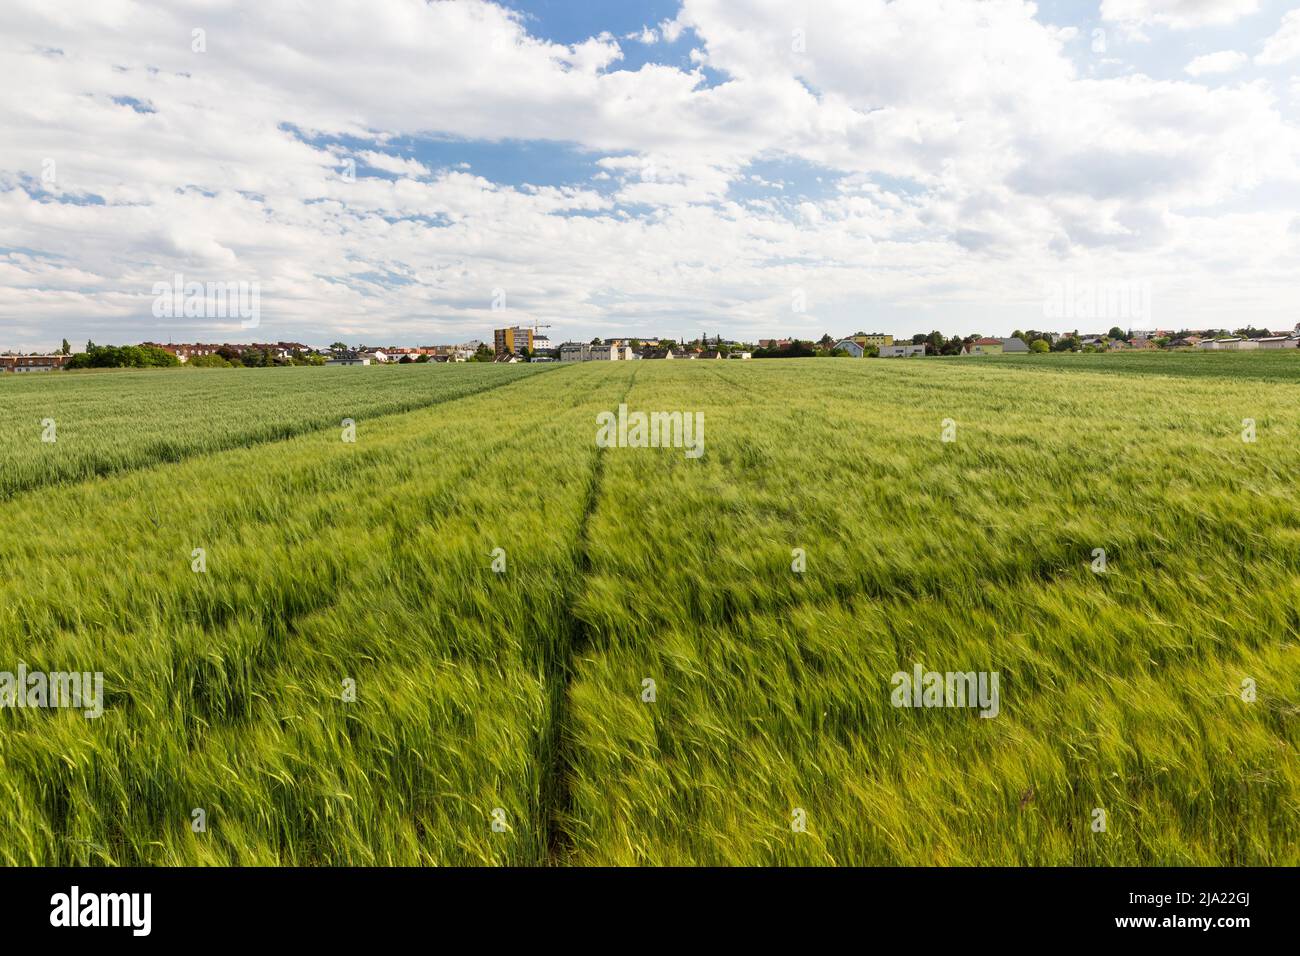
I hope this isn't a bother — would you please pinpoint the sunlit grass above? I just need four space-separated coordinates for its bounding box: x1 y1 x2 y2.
0 358 1295 865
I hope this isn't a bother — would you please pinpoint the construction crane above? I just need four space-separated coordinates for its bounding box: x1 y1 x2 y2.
527 320 552 349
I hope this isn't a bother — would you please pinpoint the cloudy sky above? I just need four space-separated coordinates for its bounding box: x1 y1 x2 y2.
3 0 1300 349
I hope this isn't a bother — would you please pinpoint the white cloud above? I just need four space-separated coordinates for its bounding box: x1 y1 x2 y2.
2 0 1300 347
1102 0 1261 30
1186 50 1249 75
358 151 432 178
1257 10 1300 66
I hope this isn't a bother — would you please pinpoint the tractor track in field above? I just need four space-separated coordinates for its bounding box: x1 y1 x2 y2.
539 363 639 865
0 365 567 504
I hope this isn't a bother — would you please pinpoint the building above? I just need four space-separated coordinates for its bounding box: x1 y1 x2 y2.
325 350 370 366
962 338 1004 355
1001 337 1029 353
145 343 219 362
1221 338 1259 351
560 342 635 361
833 339 866 357
1256 336 1299 349
850 332 894 348
0 354 72 372
360 350 390 363
729 351 752 360
494 326 535 356
645 349 692 359
878 343 928 358
144 342 309 363
1199 337 1259 350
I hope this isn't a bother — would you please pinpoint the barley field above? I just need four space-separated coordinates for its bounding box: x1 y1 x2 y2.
0 357 1296 865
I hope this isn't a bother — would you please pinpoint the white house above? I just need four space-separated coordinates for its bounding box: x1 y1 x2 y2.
326 351 370 366
878 343 928 358
561 342 635 361
1203 337 1257 350
833 339 866 357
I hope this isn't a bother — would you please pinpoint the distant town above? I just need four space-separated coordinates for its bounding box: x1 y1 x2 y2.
4 323 1300 372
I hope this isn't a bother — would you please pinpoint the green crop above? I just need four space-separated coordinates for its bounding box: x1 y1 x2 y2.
0 358 1295 865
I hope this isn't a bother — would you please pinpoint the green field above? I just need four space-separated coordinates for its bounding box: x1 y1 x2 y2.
1 357 1296 865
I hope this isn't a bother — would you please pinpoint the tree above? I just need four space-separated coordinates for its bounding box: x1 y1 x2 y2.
1108 326 1126 341
1030 339 1050 353
65 343 180 369
329 342 348 351
189 353 232 368
61 338 71 355
754 339 816 359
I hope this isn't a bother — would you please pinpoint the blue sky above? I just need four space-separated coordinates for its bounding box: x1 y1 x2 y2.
3 0 1300 348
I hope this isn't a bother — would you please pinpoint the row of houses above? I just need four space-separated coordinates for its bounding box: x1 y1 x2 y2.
141 342 487 365
557 341 753 362
830 336 1030 357
326 345 480 365
0 354 72 372
1061 331 1300 350
144 341 311 362
1197 335 1300 350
